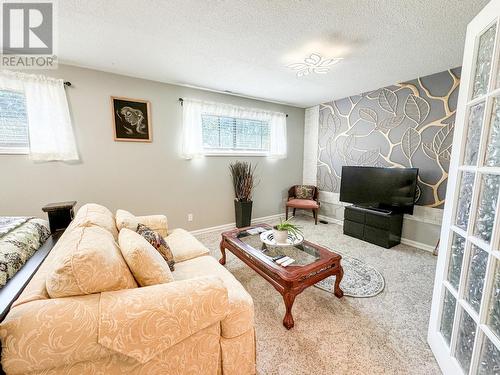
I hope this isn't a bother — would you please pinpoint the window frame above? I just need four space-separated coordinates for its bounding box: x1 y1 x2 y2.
0 88 29 155
200 113 271 156
0 146 29 155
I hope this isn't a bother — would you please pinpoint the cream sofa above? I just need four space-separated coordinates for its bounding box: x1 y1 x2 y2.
0 204 255 375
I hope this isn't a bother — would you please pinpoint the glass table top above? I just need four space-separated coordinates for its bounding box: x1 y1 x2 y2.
235 229 321 266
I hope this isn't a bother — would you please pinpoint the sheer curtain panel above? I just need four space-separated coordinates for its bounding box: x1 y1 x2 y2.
181 98 286 159
0 71 78 161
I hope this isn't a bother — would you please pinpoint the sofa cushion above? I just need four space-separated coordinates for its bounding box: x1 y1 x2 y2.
115 209 139 232
116 210 169 237
118 228 173 286
46 226 137 298
136 215 169 237
172 255 254 338
137 224 175 271
71 203 118 239
165 228 209 262
78 202 113 217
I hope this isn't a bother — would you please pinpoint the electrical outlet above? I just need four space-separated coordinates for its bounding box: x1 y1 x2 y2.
187 214 193 222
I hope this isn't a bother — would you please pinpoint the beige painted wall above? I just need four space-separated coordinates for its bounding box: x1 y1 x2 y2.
0 65 305 230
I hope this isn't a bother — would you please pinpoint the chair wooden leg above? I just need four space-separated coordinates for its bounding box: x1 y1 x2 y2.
285 206 288 220
313 209 318 225
293 208 296 216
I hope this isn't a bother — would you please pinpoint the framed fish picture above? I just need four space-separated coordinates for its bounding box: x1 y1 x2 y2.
111 96 152 142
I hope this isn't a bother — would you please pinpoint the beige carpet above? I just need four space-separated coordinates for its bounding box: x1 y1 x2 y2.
195 215 441 375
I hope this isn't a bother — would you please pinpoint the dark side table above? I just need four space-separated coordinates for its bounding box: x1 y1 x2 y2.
42 201 77 233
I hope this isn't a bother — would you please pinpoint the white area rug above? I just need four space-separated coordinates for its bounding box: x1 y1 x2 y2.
315 252 385 297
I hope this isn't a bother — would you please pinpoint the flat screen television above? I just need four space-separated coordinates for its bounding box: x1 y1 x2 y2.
339 166 419 214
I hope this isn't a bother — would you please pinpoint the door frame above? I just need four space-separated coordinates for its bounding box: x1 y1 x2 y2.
428 0 500 374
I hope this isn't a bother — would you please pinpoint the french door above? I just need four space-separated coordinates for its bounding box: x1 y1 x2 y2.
428 1 500 374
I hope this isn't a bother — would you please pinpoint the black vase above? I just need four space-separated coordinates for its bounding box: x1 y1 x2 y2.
234 200 253 228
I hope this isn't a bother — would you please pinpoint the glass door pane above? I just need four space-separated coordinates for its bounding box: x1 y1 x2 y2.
487 259 500 339
484 98 500 167
464 245 488 312
473 174 500 243
472 23 497 99
455 172 476 230
464 103 486 166
478 335 500 374
447 233 466 290
455 309 478 373
440 288 457 345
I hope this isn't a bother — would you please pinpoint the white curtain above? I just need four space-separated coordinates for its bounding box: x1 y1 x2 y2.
181 98 205 159
181 98 287 159
0 71 78 161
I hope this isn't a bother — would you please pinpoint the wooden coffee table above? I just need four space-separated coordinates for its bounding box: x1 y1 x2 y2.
219 224 344 329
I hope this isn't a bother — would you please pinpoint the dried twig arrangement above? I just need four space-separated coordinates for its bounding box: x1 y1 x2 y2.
229 161 258 202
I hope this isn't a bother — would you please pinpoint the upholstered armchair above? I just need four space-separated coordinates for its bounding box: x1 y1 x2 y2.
285 185 320 224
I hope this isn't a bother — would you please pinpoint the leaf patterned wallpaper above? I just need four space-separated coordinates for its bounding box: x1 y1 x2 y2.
317 68 461 208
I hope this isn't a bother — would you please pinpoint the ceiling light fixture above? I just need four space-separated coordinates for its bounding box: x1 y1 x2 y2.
287 53 343 77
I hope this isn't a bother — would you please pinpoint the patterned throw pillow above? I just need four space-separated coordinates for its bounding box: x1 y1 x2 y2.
118 229 173 286
295 185 314 200
136 224 175 271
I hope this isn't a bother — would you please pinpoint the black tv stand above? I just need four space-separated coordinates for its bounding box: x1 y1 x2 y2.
343 205 403 248
353 205 392 214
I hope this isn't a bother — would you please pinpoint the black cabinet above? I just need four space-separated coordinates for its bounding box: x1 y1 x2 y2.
343 206 403 248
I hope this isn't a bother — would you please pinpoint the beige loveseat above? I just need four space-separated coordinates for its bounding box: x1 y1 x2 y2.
0 203 255 374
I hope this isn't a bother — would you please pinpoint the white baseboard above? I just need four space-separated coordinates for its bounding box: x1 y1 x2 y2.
190 211 436 253
318 213 342 226
400 238 436 253
190 213 283 236
310 212 436 253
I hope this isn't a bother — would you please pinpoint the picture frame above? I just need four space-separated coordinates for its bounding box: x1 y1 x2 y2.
110 96 152 142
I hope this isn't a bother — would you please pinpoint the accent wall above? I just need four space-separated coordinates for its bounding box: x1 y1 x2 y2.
317 68 461 208
300 68 462 251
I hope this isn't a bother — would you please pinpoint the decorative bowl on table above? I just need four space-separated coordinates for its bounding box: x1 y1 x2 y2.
260 230 304 247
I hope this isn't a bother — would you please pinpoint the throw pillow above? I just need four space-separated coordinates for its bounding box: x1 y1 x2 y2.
118 229 173 286
137 224 175 271
46 226 137 298
115 209 139 232
72 203 119 239
295 185 314 200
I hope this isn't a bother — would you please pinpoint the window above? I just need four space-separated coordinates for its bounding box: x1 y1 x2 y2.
181 98 286 159
0 71 78 161
201 114 270 153
0 90 29 154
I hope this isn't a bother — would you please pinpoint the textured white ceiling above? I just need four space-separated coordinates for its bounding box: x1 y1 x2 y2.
58 0 489 108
